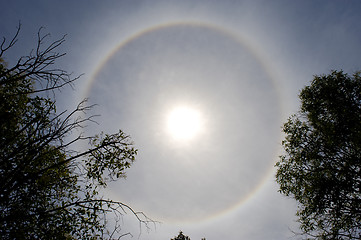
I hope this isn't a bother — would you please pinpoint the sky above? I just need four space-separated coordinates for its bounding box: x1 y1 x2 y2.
1 1 361 239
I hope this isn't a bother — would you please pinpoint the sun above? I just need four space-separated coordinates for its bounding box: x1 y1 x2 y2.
167 106 202 140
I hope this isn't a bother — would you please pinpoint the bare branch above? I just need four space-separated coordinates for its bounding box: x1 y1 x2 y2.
0 22 20 58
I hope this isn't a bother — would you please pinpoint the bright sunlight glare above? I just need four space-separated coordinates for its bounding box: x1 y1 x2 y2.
167 106 202 140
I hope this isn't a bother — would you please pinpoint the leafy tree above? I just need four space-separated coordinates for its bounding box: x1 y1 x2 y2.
275 70 361 239
171 231 191 240
170 231 206 240
0 25 152 239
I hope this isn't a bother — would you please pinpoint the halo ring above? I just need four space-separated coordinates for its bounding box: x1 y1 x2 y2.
84 21 284 223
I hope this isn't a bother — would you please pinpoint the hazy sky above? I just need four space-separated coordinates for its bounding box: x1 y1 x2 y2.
1 1 361 239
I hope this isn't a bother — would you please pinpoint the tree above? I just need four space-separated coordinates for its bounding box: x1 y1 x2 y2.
170 231 206 240
171 231 191 240
275 70 361 239
0 24 152 239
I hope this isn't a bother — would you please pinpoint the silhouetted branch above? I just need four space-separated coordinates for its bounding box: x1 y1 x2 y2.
0 22 20 58
0 25 156 239
0 24 80 95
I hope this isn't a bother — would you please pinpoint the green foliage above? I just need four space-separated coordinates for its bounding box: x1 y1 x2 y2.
0 26 148 239
275 70 361 239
